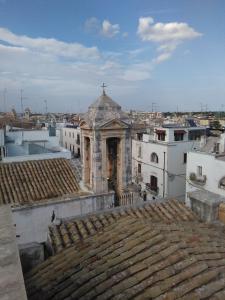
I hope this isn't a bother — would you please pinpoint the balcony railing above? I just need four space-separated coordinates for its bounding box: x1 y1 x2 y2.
145 183 159 195
189 172 207 185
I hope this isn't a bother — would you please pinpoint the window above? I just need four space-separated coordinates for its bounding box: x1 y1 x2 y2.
189 130 203 141
197 166 202 176
137 133 143 141
77 134 80 145
138 145 142 158
69 132 71 138
157 132 165 141
138 163 141 174
72 133 74 138
183 153 187 164
65 142 67 149
174 132 184 141
150 175 158 192
151 152 159 163
214 143 220 153
65 131 66 136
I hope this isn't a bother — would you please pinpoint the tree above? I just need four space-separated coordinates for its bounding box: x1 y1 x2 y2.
211 120 221 129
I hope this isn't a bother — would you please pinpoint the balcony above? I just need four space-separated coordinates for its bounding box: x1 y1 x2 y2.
189 172 207 186
145 183 159 195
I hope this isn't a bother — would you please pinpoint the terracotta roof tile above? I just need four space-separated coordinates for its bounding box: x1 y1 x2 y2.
49 200 198 253
0 158 80 206
25 200 225 299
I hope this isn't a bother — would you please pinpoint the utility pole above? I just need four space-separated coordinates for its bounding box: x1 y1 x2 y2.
3 88 7 113
20 89 24 139
44 99 48 115
151 102 156 112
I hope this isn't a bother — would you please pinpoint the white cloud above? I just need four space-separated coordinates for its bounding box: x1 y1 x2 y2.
137 17 202 64
0 27 153 112
137 17 202 43
120 63 152 81
84 17 100 34
101 20 120 38
152 52 172 64
0 27 100 60
84 18 120 38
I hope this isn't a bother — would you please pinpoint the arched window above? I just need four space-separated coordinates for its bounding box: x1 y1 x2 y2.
151 152 159 163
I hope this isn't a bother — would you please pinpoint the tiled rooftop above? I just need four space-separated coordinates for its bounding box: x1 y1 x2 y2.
49 199 197 253
0 158 80 206
25 201 225 300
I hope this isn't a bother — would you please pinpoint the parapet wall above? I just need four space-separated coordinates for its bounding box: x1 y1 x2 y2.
12 191 115 245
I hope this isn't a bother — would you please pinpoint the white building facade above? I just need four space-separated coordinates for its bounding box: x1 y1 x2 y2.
186 133 225 208
62 125 81 157
1 127 71 162
132 125 205 200
0 128 5 159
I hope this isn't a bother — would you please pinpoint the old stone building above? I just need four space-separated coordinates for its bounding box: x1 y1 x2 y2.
80 87 132 196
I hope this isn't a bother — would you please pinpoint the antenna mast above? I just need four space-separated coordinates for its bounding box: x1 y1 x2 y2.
3 88 7 113
44 99 48 115
20 89 24 139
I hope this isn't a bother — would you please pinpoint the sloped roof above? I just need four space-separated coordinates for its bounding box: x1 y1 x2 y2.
25 202 225 300
0 158 80 206
49 199 197 253
82 92 130 128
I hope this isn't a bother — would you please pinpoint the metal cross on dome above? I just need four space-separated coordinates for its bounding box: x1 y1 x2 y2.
101 82 107 95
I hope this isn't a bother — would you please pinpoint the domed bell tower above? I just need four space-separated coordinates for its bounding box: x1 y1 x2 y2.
80 84 132 195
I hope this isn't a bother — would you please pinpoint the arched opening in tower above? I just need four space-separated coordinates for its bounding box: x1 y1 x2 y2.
84 136 91 185
106 137 120 192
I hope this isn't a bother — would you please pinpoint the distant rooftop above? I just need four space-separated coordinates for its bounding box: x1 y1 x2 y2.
0 158 81 206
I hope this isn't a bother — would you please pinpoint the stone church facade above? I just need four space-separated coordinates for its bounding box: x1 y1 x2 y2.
80 89 132 195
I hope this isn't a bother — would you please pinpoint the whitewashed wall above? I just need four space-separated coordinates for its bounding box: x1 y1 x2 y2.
0 129 4 146
186 151 225 206
62 127 81 155
12 192 114 245
2 149 71 162
6 130 60 146
132 135 201 199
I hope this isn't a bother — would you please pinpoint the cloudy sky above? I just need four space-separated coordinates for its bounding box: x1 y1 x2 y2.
0 0 224 113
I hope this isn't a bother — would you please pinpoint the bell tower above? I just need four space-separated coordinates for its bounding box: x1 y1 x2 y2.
80 85 132 194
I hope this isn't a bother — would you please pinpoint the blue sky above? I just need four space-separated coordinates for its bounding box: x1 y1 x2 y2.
0 0 224 113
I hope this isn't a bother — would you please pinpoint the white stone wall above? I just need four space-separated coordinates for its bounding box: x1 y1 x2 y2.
62 127 81 156
0 129 4 146
6 129 61 147
2 149 71 162
132 134 201 199
12 192 115 245
186 151 225 206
